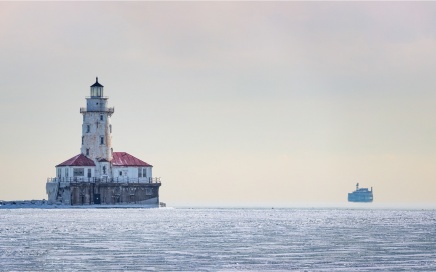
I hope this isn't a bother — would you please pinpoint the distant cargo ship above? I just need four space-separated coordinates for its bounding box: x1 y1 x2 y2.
348 183 373 203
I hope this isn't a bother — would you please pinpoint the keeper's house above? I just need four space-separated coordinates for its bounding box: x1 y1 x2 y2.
46 78 162 206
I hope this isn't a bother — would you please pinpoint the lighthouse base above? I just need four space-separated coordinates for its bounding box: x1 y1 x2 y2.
46 181 161 207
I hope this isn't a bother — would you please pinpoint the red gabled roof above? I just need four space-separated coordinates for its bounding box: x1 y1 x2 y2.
111 152 152 167
56 154 96 167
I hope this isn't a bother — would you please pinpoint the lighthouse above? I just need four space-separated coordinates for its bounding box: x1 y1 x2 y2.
46 78 162 206
80 78 114 178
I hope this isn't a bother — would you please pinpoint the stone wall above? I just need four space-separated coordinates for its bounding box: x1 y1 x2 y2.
69 182 160 206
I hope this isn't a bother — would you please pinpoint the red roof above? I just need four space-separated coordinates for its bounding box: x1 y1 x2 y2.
111 152 152 167
56 154 96 167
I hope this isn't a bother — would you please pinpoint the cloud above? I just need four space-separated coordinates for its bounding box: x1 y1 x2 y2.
1 2 436 203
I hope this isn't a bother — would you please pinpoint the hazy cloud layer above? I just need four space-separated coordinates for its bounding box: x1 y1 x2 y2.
0 2 435 205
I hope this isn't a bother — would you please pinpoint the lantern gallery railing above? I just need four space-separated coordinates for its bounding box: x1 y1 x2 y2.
47 177 161 184
80 107 114 114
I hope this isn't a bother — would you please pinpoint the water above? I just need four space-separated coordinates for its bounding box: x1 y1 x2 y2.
0 208 435 271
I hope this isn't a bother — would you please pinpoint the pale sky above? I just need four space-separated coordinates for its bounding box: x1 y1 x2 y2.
1 2 435 206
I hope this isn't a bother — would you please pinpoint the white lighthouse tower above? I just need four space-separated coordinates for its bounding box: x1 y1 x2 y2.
80 77 114 178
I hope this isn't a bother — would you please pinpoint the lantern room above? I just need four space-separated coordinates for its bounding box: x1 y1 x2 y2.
90 77 104 97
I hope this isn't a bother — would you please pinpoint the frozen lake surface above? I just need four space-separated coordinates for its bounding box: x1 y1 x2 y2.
0 207 435 271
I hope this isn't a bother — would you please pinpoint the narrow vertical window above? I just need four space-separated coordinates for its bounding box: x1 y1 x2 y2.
143 168 147 177
100 115 103 121
138 168 142 178
86 148 90 156
82 136 84 145
109 125 112 133
86 125 90 133
100 136 104 145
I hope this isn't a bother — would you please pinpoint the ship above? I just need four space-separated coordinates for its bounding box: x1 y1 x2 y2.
348 183 373 203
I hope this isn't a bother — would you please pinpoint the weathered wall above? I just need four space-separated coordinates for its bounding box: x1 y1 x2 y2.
112 166 152 180
46 182 58 203
56 166 96 178
81 97 113 163
69 183 160 206
71 183 93 205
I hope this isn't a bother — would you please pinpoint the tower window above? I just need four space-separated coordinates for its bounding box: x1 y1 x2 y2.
100 136 104 145
100 115 103 121
109 125 112 133
86 125 90 133
82 136 84 145
86 148 90 156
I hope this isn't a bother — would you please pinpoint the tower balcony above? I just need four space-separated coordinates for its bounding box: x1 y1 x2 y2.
86 96 109 99
80 107 115 114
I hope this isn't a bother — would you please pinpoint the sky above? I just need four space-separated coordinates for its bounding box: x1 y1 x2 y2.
0 2 435 206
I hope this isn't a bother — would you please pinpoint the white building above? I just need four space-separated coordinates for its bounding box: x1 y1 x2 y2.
46 78 161 206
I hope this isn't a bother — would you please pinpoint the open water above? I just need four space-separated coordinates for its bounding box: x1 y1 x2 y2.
0 207 435 271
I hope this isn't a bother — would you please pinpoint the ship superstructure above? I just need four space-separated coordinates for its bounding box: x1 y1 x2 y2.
348 183 373 203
